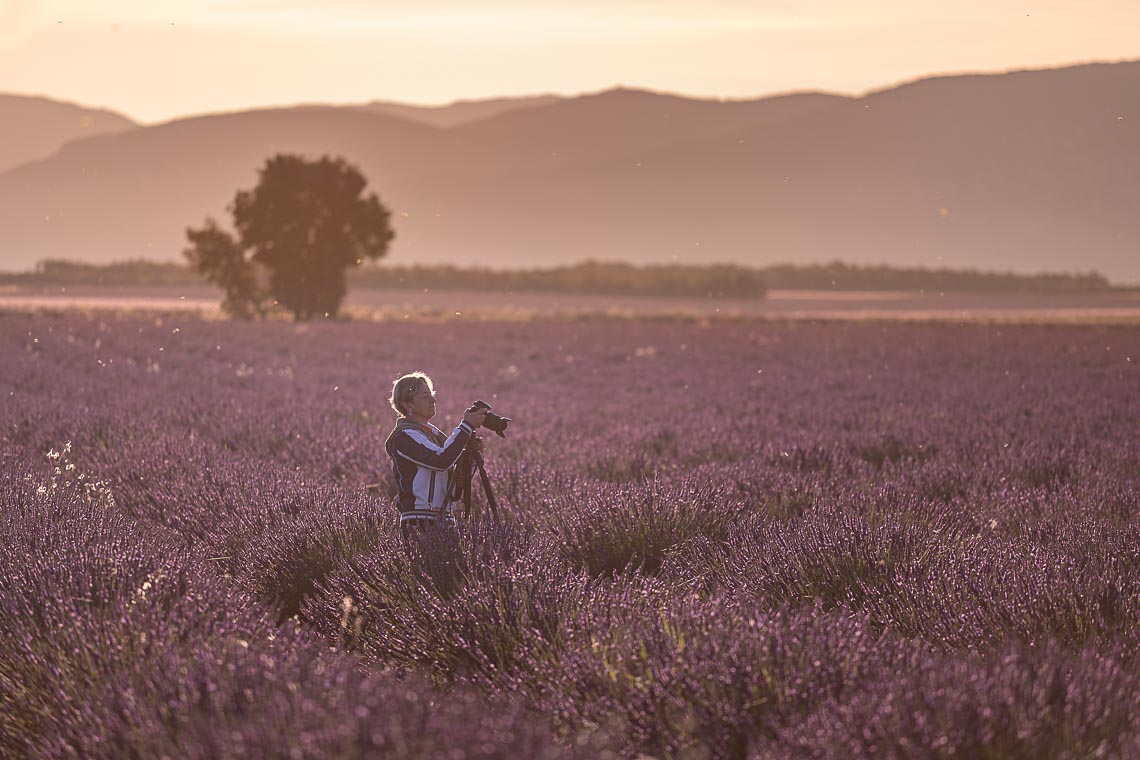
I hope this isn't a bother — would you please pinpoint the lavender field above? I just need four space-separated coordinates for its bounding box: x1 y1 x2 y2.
1 311 1138 758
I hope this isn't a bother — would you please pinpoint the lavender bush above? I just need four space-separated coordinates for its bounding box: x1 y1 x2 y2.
1 312 1137 757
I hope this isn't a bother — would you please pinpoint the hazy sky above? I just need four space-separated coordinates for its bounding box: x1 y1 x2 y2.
3 0 1138 123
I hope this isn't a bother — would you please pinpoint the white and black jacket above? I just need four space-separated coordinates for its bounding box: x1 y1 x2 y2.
384 418 474 525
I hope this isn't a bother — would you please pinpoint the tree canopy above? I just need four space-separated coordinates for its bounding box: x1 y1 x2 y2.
185 154 394 320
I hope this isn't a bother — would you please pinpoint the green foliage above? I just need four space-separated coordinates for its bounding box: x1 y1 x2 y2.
184 154 394 320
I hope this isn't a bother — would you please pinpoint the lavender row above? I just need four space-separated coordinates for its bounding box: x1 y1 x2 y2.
1 312 1137 756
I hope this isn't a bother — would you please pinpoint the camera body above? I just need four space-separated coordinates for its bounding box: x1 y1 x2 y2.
470 399 511 438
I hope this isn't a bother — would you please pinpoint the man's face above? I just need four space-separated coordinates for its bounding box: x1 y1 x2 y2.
406 384 437 420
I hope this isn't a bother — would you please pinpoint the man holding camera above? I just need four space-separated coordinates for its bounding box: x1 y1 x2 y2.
384 372 487 535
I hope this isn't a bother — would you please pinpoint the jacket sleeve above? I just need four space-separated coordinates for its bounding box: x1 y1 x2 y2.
393 422 473 472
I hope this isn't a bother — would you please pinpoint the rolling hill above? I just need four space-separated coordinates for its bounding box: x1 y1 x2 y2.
1 61 1137 280
0 94 138 173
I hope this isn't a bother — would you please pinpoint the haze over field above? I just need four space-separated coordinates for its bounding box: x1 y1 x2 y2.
2 2 1138 281
3 61 1140 281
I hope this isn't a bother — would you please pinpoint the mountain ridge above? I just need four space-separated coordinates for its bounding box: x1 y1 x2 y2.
0 94 139 174
2 61 1138 280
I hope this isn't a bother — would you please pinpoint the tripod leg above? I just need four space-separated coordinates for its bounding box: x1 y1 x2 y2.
474 453 499 520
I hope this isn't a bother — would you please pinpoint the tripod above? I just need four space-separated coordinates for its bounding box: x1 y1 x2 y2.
448 435 499 521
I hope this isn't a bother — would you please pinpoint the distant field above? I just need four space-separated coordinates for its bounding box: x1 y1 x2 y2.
2 283 1140 323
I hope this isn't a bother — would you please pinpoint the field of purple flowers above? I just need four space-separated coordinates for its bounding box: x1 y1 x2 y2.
1 310 1138 758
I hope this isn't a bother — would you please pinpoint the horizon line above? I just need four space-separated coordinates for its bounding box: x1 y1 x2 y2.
5 55 1137 127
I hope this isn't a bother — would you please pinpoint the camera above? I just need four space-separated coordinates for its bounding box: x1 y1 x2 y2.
470 399 511 438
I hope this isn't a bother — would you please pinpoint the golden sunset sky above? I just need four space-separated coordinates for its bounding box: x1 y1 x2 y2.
3 0 1139 123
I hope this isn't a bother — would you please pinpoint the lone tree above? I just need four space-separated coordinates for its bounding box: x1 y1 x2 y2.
185 154 394 320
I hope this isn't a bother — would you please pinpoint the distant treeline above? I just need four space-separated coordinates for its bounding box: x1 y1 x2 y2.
356 261 1117 295
1 258 1120 296
757 261 1115 293
3 259 208 287
349 261 768 298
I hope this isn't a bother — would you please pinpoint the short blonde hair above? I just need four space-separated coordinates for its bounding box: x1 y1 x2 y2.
390 372 433 416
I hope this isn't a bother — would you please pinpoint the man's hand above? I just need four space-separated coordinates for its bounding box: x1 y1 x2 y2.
464 406 488 429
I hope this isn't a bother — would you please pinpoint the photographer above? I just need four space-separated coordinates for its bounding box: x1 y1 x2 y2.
384 372 487 536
